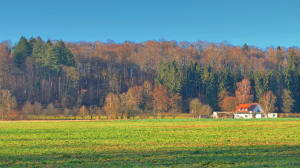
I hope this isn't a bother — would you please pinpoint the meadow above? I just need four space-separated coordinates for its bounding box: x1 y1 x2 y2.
0 119 299 167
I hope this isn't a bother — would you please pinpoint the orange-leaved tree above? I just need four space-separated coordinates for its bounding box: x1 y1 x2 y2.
220 96 237 112
153 84 169 115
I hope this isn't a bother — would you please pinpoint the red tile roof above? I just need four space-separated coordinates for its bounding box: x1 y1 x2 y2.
235 103 259 113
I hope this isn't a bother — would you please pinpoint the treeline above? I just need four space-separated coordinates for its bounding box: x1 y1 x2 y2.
0 37 299 120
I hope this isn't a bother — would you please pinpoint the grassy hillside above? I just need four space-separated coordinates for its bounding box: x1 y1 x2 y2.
0 119 299 167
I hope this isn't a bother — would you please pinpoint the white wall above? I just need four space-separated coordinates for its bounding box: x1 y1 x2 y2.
234 113 253 119
212 112 218 119
267 113 278 118
234 113 277 119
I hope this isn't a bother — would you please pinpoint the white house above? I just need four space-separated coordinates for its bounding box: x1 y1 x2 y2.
234 103 277 119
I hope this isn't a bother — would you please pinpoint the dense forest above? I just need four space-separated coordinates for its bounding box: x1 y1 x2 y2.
0 37 299 119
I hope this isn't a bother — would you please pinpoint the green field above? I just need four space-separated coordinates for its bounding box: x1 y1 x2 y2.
0 119 300 167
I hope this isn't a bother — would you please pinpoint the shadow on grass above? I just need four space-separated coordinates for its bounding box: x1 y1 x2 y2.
1 145 299 167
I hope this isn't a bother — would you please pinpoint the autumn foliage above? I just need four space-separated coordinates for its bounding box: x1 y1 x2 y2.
235 79 254 104
0 37 300 120
259 91 277 114
153 84 169 114
221 96 237 112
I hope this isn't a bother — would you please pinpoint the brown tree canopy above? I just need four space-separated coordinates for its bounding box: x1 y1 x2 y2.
103 93 120 119
153 84 169 114
220 96 237 112
235 79 253 104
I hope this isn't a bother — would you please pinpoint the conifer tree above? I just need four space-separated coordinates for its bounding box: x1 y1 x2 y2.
282 89 294 113
13 37 31 68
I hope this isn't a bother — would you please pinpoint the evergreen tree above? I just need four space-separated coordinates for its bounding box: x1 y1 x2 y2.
44 41 59 72
185 62 202 98
156 61 184 93
282 89 294 113
242 43 249 53
31 37 45 63
13 37 32 68
52 41 75 66
201 66 218 108
217 66 233 94
284 50 299 111
253 71 264 101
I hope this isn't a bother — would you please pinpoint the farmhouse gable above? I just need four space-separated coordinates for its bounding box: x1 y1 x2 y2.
235 103 264 113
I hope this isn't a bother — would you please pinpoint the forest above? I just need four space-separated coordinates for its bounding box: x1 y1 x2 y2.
0 37 299 120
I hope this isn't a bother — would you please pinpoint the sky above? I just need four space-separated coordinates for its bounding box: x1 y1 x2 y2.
0 0 299 49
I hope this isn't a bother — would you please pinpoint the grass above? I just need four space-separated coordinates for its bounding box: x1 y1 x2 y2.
0 119 299 167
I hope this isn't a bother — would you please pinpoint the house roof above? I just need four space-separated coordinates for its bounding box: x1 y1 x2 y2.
235 103 259 113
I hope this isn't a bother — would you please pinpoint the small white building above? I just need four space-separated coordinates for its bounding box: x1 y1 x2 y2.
213 112 233 119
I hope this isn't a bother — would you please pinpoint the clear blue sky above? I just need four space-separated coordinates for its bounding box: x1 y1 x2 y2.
0 0 299 49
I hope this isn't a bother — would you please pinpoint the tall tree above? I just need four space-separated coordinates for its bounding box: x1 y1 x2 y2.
189 98 202 118
78 105 89 119
123 86 144 119
103 93 120 119
218 89 229 110
52 41 76 66
220 96 237 112
259 91 277 114
152 84 169 114
13 37 32 68
284 50 299 111
235 78 253 104
189 98 212 118
155 61 185 93
0 90 17 120
201 66 218 108
282 89 294 113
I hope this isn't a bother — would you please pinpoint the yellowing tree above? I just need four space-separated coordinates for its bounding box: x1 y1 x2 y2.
126 86 143 108
78 105 89 119
124 86 143 119
189 98 202 118
259 91 276 114
189 98 212 118
103 93 120 119
0 90 17 120
22 101 34 117
200 104 213 116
